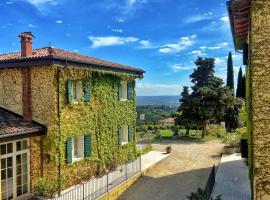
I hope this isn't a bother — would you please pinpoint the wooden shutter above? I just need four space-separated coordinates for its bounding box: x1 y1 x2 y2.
84 135 92 157
127 82 133 100
118 127 122 145
128 125 132 142
83 80 91 102
67 79 73 104
243 43 248 65
118 82 122 100
66 138 73 164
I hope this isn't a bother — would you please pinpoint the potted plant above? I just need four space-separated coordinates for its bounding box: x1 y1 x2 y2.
166 146 172 154
222 133 240 154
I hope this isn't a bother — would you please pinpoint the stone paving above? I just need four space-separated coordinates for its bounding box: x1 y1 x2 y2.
211 153 251 200
119 140 224 200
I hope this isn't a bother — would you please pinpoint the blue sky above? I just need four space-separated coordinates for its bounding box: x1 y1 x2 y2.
0 0 243 96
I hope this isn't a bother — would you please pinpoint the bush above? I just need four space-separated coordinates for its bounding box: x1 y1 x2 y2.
222 133 241 147
137 144 152 155
235 127 247 139
36 177 57 197
207 125 226 138
187 188 222 200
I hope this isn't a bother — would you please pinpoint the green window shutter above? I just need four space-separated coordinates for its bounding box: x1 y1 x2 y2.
67 79 73 104
127 82 133 100
84 135 92 157
83 80 91 102
118 127 122 145
128 126 132 142
66 138 73 164
118 83 122 100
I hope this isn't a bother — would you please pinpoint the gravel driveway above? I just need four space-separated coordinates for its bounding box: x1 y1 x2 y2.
119 140 224 200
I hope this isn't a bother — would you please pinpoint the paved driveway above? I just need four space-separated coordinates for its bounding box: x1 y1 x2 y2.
119 140 224 200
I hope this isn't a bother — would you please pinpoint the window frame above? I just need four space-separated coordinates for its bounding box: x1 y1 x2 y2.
121 125 129 145
119 81 128 101
72 136 84 162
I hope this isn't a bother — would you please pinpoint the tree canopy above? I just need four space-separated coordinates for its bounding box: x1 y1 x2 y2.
226 51 234 96
176 57 234 137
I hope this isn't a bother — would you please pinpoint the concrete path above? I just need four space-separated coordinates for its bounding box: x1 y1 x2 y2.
211 153 251 200
119 140 224 200
141 151 169 171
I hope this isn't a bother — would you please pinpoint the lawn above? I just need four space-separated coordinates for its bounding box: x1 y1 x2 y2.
159 129 174 138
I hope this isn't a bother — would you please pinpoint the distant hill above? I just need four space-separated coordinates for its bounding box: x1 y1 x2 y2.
136 95 179 107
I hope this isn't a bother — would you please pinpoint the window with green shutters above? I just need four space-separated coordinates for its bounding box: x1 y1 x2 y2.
118 82 122 100
127 82 134 100
83 80 91 102
118 127 123 145
67 79 73 104
128 125 132 141
84 135 92 157
66 138 73 164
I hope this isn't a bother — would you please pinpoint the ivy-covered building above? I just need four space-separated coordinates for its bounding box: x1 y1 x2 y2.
227 0 270 199
0 32 144 199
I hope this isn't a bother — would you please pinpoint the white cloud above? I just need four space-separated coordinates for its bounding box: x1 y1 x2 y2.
220 16 229 23
207 42 229 50
2 25 7 28
65 33 71 36
28 24 36 28
56 20 63 24
169 64 193 72
204 12 213 16
6 1 14 4
215 57 226 66
159 34 197 54
112 29 123 33
74 49 79 52
89 36 139 48
117 19 125 23
24 0 57 5
136 82 181 96
139 40 154 49
188 50 206 56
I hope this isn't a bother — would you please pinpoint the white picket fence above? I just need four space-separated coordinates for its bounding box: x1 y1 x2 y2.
45 157 141 200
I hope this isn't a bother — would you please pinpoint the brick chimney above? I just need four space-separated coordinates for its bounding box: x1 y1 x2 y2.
18 32 35 57
19 32 34 123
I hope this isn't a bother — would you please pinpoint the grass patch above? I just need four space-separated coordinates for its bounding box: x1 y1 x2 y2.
160 129 174 138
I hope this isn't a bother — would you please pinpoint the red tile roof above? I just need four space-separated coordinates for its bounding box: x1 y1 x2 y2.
0 107 46 140
0 47 145 74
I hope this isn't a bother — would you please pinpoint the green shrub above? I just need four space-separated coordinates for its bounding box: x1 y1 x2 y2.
207 125 226 138
187 188 222 200
222 133 241 147
36 177 57 197
160 129 173 138
235 127 247 139
137 144 152 155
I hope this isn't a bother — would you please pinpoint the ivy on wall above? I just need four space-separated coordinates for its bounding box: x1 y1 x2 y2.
41 65 139 191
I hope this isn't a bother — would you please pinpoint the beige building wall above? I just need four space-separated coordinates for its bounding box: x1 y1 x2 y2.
250 1 270 199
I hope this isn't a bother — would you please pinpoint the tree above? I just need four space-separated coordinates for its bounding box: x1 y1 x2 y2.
189 57 234 137
224 98 242 132
236 67 243 98
241 74 246 99
175 86 196 135
226 51 234 95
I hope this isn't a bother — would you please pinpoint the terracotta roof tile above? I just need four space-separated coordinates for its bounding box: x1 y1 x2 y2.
0 47 144 73
0 107 46 139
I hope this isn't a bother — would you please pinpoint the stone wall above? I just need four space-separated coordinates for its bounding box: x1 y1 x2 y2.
250 1 270 199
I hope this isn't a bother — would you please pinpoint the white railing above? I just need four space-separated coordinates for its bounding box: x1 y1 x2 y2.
42 156 141 200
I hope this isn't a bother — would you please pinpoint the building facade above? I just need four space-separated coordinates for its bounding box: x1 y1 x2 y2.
228 0 270 199
0 32 144 199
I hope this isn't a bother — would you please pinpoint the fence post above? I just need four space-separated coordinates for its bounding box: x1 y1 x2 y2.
82 182 85 200
107 172 109 192
126 162 128 180
140 155 142 171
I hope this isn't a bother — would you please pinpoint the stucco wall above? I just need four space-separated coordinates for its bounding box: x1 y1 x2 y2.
0 69 23 114
250 1 270 199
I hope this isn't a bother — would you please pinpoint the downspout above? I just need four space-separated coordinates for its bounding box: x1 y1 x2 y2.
56 67 62 195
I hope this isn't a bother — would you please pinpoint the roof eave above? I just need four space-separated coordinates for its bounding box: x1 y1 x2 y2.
0 56 145 76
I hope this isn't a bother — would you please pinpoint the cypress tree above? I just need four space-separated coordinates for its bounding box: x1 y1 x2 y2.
241 75 246 99
236 67 243 98
226 51 234 95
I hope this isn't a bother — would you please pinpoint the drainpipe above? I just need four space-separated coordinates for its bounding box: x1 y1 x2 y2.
56 67 62 195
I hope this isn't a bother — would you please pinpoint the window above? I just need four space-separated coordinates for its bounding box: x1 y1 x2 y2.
72 80 82 103
119 81 127 100
118 125 132 145
72 136 84 161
